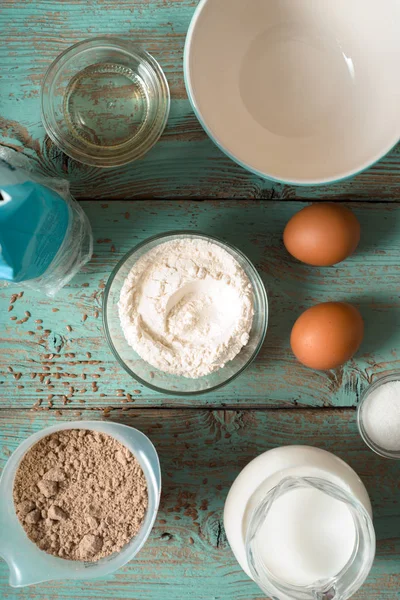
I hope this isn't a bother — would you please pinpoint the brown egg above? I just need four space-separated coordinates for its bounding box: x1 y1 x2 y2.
290 302 364 370
283 203 360 266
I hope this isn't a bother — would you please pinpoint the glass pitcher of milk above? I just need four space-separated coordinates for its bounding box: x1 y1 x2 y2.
224 446 375 600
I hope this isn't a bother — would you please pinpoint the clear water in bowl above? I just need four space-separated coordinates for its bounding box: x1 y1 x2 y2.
64 62 150 148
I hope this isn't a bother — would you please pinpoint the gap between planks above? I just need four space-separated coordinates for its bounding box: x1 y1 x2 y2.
77 199 400 209
0 406 356 412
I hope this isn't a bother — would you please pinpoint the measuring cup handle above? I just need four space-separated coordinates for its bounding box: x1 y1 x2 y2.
0 502 14 556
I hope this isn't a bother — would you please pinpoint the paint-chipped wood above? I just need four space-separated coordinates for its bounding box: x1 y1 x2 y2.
0 408 399 599
1 2 400 596
1 200 400 409
0 1 399 199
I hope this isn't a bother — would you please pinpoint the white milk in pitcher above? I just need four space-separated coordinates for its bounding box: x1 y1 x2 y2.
252 484 356 585
224 446 375 600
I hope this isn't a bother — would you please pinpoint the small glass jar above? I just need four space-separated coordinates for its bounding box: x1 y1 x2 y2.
357 372 400 459
41 37 170 167
246 477 375 600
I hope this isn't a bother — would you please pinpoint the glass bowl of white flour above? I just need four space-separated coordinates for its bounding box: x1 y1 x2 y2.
103 232 268 395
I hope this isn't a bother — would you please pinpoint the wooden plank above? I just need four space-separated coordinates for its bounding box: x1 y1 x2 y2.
0 408 399 599
1 200 400 409
0 1 399 199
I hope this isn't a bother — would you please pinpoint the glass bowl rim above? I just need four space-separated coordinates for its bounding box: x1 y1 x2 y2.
41 36 170 168
103 230 268 396
246 475 375 599
357 372 400 460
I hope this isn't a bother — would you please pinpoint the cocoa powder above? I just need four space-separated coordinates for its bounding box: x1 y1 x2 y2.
13 429 148 561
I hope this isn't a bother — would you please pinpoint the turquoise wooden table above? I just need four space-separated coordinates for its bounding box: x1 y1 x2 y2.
1 2 400 600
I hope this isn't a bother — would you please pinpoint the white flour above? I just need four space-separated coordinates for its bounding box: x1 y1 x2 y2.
118 238 254 378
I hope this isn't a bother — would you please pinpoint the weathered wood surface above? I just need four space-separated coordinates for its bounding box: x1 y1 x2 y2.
1 1 400 596
1 408 400 600
1 200 400 409
1 0 399 199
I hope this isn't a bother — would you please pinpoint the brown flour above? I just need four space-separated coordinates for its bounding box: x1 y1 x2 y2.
13 429 148 561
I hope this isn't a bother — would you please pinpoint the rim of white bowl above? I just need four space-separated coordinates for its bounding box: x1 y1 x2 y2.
184 0 400 187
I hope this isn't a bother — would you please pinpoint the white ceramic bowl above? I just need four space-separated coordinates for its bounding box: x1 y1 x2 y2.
184 0 400 185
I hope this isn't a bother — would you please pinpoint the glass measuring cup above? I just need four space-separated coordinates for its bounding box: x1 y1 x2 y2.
246 477 375 600
0 421 161 587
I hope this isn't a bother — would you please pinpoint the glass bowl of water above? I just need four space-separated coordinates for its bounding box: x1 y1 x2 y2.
41 37 170 167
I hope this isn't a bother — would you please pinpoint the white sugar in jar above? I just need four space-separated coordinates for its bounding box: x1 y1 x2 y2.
358 374 400 459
